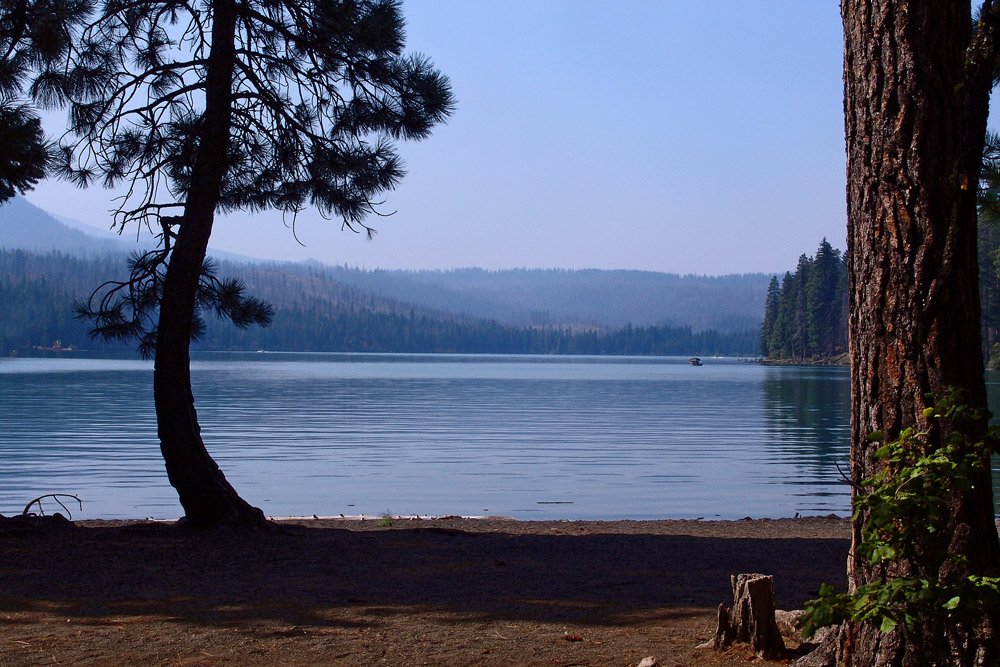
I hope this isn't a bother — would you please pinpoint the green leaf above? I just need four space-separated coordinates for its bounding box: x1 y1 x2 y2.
867 431 884 442
812 606 833 627
804 390 998 637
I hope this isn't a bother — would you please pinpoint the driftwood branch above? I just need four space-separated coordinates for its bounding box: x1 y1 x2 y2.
22 494 82 519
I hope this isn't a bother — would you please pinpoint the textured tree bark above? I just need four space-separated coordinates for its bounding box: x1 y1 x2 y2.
831 1 1000 665
153 0 266 529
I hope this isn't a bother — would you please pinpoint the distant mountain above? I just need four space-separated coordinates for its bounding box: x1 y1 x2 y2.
1 197 264 264
51 210 126 240
0 199 763 355
0 197 124 256
1 197 770 333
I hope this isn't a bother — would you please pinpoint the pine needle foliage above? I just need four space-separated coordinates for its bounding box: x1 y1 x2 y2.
42 0 454 351
74 251 272 359
0 0 92 201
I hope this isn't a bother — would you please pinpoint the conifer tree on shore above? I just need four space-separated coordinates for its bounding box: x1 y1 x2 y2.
45 0 454 527
759 239 847 362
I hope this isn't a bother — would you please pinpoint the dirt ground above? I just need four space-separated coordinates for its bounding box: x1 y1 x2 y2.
0 514 852 666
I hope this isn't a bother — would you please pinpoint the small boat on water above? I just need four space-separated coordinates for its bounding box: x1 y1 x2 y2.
689 357 703 366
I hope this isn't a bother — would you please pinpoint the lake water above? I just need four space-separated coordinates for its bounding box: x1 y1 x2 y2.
1 353 996 521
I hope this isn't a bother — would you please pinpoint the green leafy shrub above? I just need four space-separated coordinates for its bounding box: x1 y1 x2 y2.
800 390 1000 638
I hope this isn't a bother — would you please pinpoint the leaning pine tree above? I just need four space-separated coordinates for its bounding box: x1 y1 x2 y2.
48 0 453 527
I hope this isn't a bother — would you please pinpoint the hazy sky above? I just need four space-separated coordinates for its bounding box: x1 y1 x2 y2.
25 1 848 275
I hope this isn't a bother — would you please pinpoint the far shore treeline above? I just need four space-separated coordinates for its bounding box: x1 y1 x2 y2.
764 225 1000 367
759 238 848 362
0 249 758 357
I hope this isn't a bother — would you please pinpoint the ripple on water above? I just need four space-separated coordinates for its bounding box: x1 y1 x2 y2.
0 355 862 520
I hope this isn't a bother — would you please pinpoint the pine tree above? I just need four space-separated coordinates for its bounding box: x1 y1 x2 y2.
793 254 811 360
49 0 454 527
760 275 780 357
770 271 796 358
0 0 92 200
806 238 842 358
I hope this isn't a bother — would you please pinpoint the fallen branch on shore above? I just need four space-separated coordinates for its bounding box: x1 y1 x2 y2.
22 494 82 519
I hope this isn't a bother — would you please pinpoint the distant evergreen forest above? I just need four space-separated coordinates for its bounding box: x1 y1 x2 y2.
318 265 771 332
762 134 1000 367
0 249 758 357
977 132 1000 369
761 149 1000 366
981 220 1000 369
759 238 849 361
0 195 771 333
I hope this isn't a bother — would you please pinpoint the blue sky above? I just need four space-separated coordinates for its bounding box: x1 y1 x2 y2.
25 1 848 275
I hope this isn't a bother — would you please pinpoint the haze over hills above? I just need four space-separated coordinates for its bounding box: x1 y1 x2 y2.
0 198 770 334
0 197 124 257
0 197 265 265
321 266 771 332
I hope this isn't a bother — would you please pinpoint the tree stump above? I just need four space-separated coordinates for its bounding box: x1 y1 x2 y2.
712 573 785 659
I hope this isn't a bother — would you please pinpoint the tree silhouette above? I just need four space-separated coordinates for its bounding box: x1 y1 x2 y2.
759 275 779 358
53 0 453 527
0 0 91 201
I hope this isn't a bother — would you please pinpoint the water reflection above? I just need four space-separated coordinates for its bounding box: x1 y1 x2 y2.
0 362 175 518
2 355 857 520
762 366 851 475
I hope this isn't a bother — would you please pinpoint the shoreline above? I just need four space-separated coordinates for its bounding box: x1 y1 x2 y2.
29 513 1000 537
68 513 856 539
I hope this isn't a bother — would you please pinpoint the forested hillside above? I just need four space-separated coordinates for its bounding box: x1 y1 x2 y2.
318 266 770 332
759 238 848 361
1 198 770 333
1 198 763 356
0 250 758 356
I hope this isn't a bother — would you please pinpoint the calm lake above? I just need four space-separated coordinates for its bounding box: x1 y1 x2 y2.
1 353 997 520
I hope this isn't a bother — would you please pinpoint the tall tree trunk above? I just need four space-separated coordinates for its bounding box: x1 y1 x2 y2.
839 1 1000 664
153 0 265 529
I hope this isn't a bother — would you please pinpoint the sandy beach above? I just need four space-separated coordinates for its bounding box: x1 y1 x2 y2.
0 514 852 665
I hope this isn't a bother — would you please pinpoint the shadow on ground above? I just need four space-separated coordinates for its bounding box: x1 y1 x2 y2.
1 519 848 628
